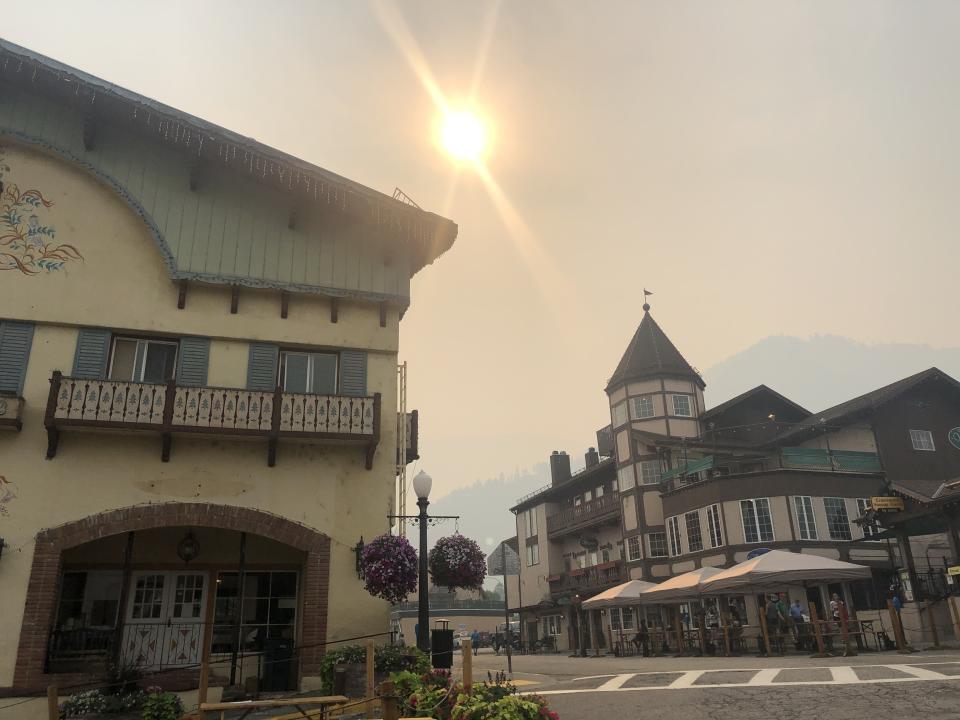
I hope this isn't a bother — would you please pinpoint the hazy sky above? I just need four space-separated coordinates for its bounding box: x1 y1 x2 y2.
6 1 960 498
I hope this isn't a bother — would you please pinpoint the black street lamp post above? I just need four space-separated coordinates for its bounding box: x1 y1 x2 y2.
417 492 431 651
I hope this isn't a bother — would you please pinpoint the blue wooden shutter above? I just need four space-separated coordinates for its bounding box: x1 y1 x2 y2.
247 343 279 391
176 337 210 387
72 328 111 379
0 321 35 394
339 350 368 396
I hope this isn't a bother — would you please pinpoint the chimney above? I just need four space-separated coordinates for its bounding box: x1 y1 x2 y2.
585 447 600 468
550 450 571 486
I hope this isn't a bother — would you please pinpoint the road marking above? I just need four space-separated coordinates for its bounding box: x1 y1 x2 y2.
597 674 635 691
830 666 859 683
571 674 618 682
894 664 951 680
669 671 705 688
747 668 780 685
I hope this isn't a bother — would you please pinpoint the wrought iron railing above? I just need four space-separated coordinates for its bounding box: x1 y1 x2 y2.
44 372 380 466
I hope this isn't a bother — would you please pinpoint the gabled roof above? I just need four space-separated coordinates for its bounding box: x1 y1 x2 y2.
606 310 704 391
774 367 960 444
702 384 810 421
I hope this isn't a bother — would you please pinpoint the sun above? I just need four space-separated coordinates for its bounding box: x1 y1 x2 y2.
440 109 488 163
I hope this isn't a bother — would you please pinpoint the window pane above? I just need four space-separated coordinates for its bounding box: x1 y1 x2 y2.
685 511 703 552
284 354 309 393
707 505 724 548
825 498 852 540
741 500 758 543
143 342 177 383
612 402 628 427
271 572 298 598
109 339 138 381
640 460 661 485
673 395 692 417
310 353 338 394
755 499 774 542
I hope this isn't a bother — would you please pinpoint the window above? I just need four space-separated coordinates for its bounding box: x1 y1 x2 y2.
857 498 879 539
213 571 297 653
707 504 724 548
281 351 337 394
627 536 643 562
524 509 537 538
595 485 604 498
632 395 655 419
910 429 935 451
740 498 774 543
667 516 683 556
584 490 593 503
612 478 619 492
611 607 635 631
685 511 703 552
573 496 582 507
617 465 636 491
109 338 177 383
824 497 853 541
639 460 662 485
55 570 122 630
648 532 668 558
793 496 818 541
130 574 166 619
542 615 562 636
672 395 693 417
526 541 540 566
612 402 628 427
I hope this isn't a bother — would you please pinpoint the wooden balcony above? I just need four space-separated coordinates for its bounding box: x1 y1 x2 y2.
546 492 620 538
0 392 24 431
548 561 626 594
43 371 380 467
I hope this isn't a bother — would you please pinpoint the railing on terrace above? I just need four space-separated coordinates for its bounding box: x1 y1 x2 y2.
546 492 620 535
0 392 24 431
43 371 380 467
548 561 625 593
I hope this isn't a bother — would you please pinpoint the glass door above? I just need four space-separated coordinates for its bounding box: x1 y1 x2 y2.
122 571 208 669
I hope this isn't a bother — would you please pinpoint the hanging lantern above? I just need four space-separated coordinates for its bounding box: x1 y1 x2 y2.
177 531 201 563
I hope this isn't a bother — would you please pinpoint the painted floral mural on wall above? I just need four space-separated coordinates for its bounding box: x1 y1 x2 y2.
0 146 83 274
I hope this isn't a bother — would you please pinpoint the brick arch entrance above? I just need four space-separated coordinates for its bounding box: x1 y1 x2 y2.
13 503 330 693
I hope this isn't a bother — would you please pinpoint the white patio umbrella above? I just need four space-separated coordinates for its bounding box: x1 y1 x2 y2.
640 566 726 603
582 579 658 609
698 550 871 593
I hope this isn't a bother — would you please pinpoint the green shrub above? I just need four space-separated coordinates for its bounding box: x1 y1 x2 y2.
59 688 146 718
140 688 184 720
319 644 430 693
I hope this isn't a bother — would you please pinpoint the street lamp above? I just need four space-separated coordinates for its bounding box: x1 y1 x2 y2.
413 470 433 652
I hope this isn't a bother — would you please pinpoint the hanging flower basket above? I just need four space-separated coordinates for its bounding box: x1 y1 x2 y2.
359 533 419 604
428 534 487 591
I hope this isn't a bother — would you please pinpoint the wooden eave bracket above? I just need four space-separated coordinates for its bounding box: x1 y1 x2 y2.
177 279 188 309
280 291 290 319
330 297 339 324
230 285 240 314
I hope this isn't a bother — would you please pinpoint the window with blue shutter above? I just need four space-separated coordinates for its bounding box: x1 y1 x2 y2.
72 328 112 379
176 337 210 387
339 350 367 396
0 321 35 394
247 343 279 391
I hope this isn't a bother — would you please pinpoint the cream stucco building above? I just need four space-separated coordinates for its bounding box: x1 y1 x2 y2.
0 39 456 697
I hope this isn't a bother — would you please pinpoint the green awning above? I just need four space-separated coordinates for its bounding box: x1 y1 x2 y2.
662 455 714 481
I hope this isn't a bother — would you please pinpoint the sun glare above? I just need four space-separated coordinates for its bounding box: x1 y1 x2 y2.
440 109 488 163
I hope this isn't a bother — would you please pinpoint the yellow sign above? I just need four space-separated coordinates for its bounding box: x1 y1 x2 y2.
948 566 960 577
870 496 905 511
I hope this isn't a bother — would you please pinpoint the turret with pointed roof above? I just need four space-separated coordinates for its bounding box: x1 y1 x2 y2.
606 306 704 393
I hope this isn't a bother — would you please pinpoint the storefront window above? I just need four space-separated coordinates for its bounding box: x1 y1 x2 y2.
212 571 298 653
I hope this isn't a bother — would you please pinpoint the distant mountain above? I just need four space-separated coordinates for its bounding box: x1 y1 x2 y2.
426 463 552 553
703 335 960 412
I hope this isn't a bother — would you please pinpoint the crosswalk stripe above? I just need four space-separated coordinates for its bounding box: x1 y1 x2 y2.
893 665 951 680
669 671 705 688
830 666 859 683
747 668 780 685
597 674 636 691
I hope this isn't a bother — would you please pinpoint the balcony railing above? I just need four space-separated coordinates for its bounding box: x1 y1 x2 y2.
547 492 620 537
0 392 24 431
44 371 381 467
548 560 626 594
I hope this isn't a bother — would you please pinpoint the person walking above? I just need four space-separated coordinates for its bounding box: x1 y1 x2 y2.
633 618 650 657
789 600 805 647
765 594 785 655
470 629 480 655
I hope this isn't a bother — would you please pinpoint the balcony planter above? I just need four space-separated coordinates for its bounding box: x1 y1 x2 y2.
546 574 562 583
428 534 487 591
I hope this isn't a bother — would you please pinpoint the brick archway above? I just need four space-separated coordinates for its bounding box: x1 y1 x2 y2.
12 503 330 693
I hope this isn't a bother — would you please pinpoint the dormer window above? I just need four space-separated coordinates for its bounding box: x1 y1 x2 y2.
672 394 694 417
109 338 177 384
910 429 935 451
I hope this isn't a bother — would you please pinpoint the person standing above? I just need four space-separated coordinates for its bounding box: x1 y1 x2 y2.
470 629 480 655
765 594 785 655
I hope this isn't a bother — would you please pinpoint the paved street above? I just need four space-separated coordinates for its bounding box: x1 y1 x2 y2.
456 649 960 719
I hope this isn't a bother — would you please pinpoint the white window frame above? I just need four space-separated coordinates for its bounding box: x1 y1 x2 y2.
672 394 693 417
617 465 636 491
793 496 818 541
632 395 655 419
627 535 643 562
667 516 683 556
706 504 724 548
857 498 879 539
910 429 936 451
109 337 179 384
740 498 774 544
648 532 668 558
281 350 339 394
824 497 853 541
685 511 703 553
595 485 604 498
639 460 662 485
525 541 540 566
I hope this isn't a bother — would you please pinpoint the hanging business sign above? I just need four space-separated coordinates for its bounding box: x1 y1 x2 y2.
948 427 960 450
870 496 905 511
947 566 960 577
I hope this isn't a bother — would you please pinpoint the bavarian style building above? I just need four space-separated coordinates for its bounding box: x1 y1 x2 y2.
0 40 456 695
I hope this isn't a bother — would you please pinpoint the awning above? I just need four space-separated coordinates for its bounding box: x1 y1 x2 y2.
698 550 871 593
639 566 725 603
582 579 659 609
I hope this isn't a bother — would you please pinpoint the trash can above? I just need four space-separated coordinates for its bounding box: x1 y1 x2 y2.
261 637 295 691
431 629 455 669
